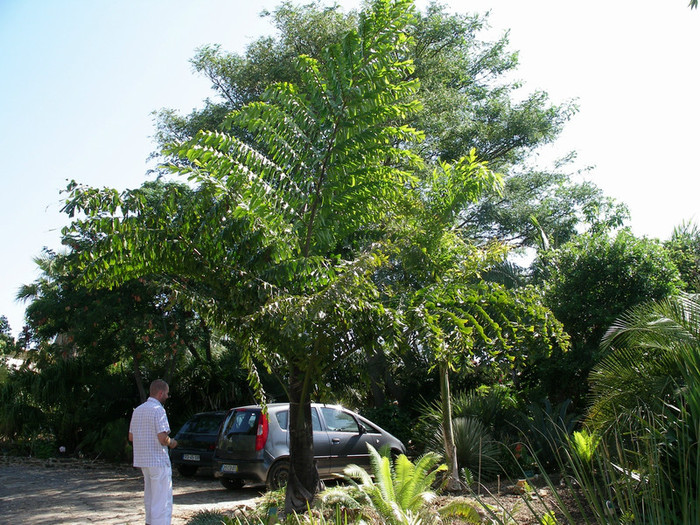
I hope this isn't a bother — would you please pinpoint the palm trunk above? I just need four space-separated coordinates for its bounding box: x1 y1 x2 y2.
284 362 320 515
440 361 461 491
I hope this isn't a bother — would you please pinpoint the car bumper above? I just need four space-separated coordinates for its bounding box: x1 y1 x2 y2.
212 458 268 484
170 449 216 467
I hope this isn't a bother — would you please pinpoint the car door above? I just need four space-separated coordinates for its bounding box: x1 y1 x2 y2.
216 408 261 461
276 406 332 475
320 406 376 473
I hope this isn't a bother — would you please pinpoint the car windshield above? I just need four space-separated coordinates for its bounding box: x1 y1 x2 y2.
179 414 224 434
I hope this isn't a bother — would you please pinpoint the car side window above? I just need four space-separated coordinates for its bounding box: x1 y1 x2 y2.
361 420 380 434
276 408 322 431
321 407 359 433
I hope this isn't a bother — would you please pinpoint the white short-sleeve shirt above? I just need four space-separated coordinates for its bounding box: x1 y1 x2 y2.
129 397 171 468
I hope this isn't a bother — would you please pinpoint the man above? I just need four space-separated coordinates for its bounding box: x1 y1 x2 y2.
129 379 178 525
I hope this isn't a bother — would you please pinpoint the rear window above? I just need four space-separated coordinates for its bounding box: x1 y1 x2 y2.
179 414 224 434
222 409 261 435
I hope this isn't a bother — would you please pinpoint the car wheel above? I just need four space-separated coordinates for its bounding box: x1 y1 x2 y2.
220 478 245 490
267 460 289 490
177 465 198 477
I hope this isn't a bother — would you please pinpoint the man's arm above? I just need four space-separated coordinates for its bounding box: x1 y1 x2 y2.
128 432 133 442
157 431 178 449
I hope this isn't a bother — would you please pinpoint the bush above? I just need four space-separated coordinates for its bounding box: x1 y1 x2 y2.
78 418 131 462
361 403 413 449
186 510 233 525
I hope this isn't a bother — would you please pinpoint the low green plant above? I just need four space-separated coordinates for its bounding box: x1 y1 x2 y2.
452 417 501 481
187 510 232 524
568 429 599 464
540 510 558 525
422 415 502 482
331 444 482 524
254 486 287 523
79 418 130 462
567 428 600 478
486 395 700 525
29 435 57 459
344 445 445 524
522 398 578 469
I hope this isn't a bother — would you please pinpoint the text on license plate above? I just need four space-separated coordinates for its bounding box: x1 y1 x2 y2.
182 454 200 461
221 464 238 473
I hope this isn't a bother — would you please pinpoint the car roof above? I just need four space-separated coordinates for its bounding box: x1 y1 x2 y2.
229 402 346 411
191 410 227 417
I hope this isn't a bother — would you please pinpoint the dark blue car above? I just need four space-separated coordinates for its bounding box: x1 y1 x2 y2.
170 411 226 477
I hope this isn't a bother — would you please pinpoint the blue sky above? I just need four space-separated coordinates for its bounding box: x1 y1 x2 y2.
1 0 698 336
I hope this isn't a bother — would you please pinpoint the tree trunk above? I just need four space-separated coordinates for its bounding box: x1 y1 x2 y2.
367 349 386 407
132 345 147 402
440 361 461 491
284 362 320 516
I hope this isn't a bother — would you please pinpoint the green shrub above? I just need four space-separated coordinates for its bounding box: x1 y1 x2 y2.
78 418 130 462
520 398 578 469
186 510 232 525
452 417 501 481
329 444 484 524
361 403 413 448
30 435 57 459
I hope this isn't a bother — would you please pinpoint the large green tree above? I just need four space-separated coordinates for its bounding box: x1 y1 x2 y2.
389 154 568 486
151 0 625 417
154 1 625 252
533 230 682 405
62 0 429 512
665 221 700 293
8 240 249 451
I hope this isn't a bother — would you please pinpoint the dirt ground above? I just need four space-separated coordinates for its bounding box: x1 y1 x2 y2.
0 456 582 525
0 456 262 525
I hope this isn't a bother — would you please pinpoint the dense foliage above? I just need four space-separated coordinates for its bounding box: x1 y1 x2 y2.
1 1 695 521
531 230 682 406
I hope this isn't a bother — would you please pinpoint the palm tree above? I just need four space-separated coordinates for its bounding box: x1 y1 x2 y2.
583 292 700 522
589 292 700 431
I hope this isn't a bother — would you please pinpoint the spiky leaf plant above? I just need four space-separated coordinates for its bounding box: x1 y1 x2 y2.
329 444 486 525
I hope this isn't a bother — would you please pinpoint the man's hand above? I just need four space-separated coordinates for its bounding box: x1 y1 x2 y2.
157 431 177 448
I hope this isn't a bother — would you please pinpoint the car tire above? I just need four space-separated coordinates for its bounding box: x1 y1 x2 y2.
267 460 290 490
177 465 198 477
220 478 245 490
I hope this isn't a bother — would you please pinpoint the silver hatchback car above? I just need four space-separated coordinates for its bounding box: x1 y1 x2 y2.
213 403 406 490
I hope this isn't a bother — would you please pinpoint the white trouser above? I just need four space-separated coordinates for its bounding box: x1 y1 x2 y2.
141 465 172 525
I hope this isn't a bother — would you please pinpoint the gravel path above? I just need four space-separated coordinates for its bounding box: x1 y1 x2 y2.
0 457 261 524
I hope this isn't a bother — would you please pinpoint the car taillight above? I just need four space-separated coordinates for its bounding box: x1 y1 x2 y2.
255 413 268 451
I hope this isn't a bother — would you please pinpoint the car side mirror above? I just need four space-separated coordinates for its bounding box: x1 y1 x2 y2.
358 424 367 435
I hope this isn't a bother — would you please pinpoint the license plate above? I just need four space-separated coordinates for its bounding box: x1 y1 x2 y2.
183 454 200 462
221 464 238 473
